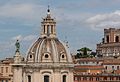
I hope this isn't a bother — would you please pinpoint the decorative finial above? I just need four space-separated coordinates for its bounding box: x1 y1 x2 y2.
15 39 20 52
47 5 50 15
47 5 50 12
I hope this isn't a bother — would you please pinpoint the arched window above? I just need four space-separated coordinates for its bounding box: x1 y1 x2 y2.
63 75 66 82
117 66 119 70
44 75 49 82
62 55 65 58
115 36 119 42
105 66 107 69
30 55 32 58
106 35 109 43
28 75 31 82
45 54 49 58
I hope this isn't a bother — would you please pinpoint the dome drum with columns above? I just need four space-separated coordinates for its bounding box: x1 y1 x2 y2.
12 7 74 82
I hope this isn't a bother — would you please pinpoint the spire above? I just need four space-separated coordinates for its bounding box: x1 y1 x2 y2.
47 5 50 13
47 5 51 18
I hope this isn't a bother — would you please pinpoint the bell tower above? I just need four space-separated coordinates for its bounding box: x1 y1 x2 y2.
41 6 56 38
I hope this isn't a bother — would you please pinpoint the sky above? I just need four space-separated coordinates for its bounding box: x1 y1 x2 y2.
0 0 120 59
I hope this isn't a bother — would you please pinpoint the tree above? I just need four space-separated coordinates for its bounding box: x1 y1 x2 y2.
76 47 92 58
90 52 96 57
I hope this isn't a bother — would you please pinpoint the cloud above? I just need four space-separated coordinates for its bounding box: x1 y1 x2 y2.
12 35 22 40
0 34 37 55
86 10 120 31
12 35 37 41
23 35 37 41
0 3 45 21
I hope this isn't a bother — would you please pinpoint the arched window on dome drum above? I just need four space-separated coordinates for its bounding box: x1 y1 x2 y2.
62 55 65 58
63 75 66 82
115 36 119 42
30 55 32 58
28 75 31 82
45 54 49 58
44 75 49 82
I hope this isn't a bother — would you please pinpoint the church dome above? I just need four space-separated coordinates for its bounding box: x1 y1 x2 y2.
26 8 72 63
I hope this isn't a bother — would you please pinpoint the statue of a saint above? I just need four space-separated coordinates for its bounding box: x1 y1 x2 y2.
15 40 20 52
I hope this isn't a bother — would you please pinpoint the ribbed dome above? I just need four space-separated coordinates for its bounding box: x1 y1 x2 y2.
26 37 72 63
26 9 72 63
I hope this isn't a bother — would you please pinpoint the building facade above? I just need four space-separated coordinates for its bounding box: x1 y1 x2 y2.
75 58 104 74
0 58 13 82
74 58 120 82
97 28 120 57
12 8 74 82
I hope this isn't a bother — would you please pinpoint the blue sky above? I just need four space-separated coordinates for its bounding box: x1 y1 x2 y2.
0 0 120 59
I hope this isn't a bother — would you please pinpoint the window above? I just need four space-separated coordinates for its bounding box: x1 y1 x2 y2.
74 77 77 81
104 77 107 80
28 75 31 82
30 55 32 58
79 77 81 81
45 54 49 58
63 75 66 82
5 80 8 82
106 35 109 43
110 77 114 80
44 75 49 82
117 66 119 70
83 77 87 81
112 66 114 70
82 62 84 64
115 36 119 42
105 66 107 70
97 62 99 64
1 67 3 73
1 80 4 82
89 77 93 81
62 55 65 58
116 77 119 80
96 77 99 81
6 67 8 73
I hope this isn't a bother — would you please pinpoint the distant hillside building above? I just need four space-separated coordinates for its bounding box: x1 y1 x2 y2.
96 28 120 57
